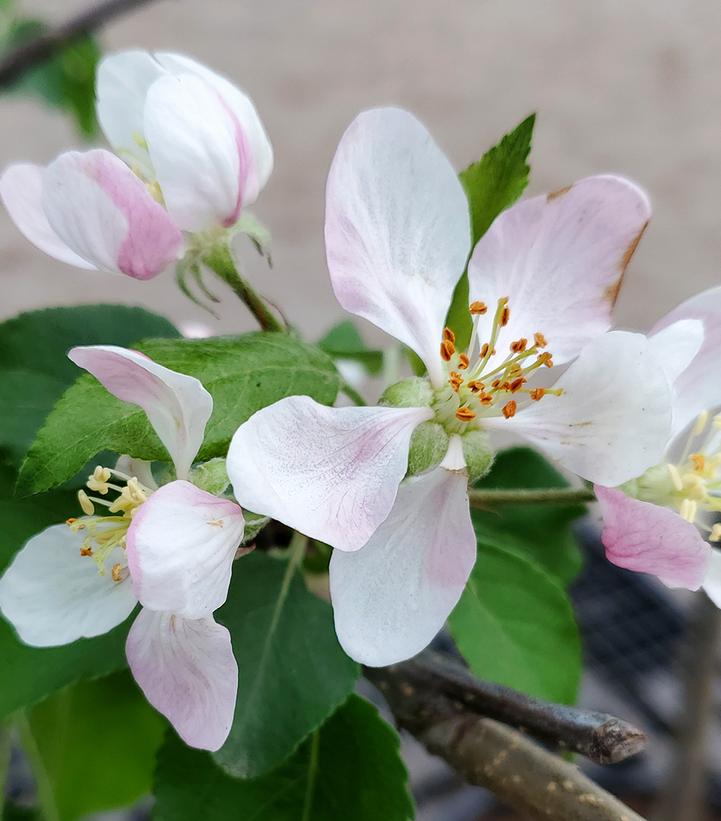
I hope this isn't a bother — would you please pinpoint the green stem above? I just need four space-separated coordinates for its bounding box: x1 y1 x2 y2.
340 381 366 406
204 241 285 333
468 487 595 507
15 712 59 821
300 730 320 821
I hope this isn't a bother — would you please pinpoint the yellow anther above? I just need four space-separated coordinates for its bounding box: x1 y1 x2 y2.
691 453 706 472
679 498 698 523
80 545 93 557
534 332 547 348
455 406 476 422
87 465 113 494
711 524 721 542
78 490 95 516
469 301 488 315
693 411 709 436
667 463 684 492
502 400 517 419
111 563 124 583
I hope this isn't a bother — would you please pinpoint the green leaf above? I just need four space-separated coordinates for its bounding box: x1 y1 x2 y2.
19 332 340 495
0 305 179 466
0 488 130 717
473 447 585 586
154 695 414 821
449 542 581 704
318 319 383 375
214 552 359 778
26 671 165 820
447 114 536 347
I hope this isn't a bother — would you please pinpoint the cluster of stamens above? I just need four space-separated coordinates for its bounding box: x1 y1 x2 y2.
434 297 562 433
641 411 721 541
66 465 153 582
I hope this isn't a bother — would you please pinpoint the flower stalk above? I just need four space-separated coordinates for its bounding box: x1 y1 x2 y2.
468 486 595 507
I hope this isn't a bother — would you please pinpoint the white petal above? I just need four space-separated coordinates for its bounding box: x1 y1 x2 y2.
227 395 432 551
325 107 471 387
144 73 246 232
0 523 136 647
96 50 165 173
126 480 244 619
0 163 96 269
126 609 237 751
703 549 721 609
155 52 273 204
649 319 704 386
488 331 672 486
468 175 651 367
651 286 721 436
43 149 183 279
68 345 212 479
330 466 476 666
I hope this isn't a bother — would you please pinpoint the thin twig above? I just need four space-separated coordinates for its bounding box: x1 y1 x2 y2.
367 651 645 765
368 658 646 821
468 486 596 507
0 0 162 88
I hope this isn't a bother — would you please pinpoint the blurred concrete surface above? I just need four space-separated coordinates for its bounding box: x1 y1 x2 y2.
1 0 720 343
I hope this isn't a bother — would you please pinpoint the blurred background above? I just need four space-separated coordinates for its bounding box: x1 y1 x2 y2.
2 1 721 819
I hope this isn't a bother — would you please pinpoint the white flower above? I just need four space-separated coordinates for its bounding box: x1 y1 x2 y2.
227 107 670 666
0 50 273 279
0 346 245 750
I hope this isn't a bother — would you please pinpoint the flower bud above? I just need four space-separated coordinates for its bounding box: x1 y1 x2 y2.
407 421 449 476
461 429 495 483
379 376 433 408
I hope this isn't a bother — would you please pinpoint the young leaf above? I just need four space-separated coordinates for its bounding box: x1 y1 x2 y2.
447 114 536 346
473 447 586 586
318 320 384 375
0 489 130 717
26 672 165 821
449 542 581 704
0 305 179 465
213 552 359 779
18 333 340 495
155 696 414 821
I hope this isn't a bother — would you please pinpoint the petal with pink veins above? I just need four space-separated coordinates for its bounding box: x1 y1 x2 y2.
0 163 96 269
126 608 237 751
0 523 137 647
227 396 432 551
144 73 249 232
127 480 244 619
329 464 476 666
43 149 183 279
595 485 711 589
68 345 212 480
325 107 471 387
155 52 273 205
651 285 721 437
485 331 673 486
468 175 651 368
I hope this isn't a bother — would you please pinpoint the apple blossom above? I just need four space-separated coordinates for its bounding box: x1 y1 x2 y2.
0 345 245 750
0 50 272 280
596 286 721 596
227 106 672 666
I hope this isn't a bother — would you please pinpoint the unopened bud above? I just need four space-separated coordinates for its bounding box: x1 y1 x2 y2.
379 377 433 409
461 429 495 483
407 422 449 477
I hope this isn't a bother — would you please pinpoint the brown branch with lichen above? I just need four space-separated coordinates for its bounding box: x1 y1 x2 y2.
365 652 647 821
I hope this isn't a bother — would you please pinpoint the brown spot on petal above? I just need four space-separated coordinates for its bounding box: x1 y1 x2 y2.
605 220 650 306
547 184 573 202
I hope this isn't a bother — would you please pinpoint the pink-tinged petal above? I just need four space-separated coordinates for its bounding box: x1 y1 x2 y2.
43 149 183 280
325 108 471 387
595 485 711 589
126 609 237 751
330 465 475 666
144 74 249 232
227 396 432 551
114 455 158 491
127 480 244 619
155 52 273 205
651 286 721 436
0 163 96 269
0 523 136 647
68 345 212 479
486 331 672 486
468 175 650 367
702 549 721 608
648 319 704 386
96 50 165 173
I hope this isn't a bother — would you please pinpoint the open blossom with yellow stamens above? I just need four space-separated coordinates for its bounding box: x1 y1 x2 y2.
227 106 669 667
595 285 721 595
0 346 245 752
